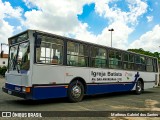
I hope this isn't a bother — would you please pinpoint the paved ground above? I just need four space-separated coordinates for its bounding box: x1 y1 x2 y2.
0 76 160 120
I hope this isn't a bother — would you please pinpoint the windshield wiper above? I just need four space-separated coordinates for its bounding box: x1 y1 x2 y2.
12 58 20 73
12 59 17 70
17 64 20 73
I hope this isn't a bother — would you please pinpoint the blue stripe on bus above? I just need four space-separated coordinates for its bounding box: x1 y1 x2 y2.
32 82 136 99
5 82 136 100
32 86 67 100
86 83 135 95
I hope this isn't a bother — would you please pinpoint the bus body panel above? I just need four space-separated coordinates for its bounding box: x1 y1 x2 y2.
2 30 159 101
31 85 67 100
137 72 157 89
64 67 157 95
65 66 90 84
5 72 30 86
32 64 65 85
3 67 157 100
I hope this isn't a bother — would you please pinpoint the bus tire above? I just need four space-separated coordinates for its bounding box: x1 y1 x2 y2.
135 80 142 95
68 80 84 102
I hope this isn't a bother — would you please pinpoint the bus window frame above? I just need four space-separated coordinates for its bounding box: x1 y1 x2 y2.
34 33 64 65
90 46 107 68
109 49 122 69
32 31 159 73
67 41 89 67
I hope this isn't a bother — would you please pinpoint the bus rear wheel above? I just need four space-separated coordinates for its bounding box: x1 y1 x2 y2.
68 80 84 102
135 80 142 95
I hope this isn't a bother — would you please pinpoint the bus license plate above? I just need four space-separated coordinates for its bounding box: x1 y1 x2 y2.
8 90 12 95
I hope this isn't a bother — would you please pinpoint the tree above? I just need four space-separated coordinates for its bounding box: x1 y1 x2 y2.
0 66 7 77
128 48 160 63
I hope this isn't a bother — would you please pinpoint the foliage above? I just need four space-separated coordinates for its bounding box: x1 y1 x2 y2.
0 67 1 75
0 66 7 76
128 48 160 63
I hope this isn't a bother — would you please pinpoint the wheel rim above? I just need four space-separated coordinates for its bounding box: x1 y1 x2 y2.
137 82 142 92
71 85 82 98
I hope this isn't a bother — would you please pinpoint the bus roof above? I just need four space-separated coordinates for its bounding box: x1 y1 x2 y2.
8 29 158 59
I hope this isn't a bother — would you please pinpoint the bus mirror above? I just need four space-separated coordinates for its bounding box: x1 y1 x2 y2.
35 37 41 48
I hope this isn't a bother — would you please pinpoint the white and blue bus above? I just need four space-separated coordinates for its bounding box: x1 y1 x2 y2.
2 30 159 102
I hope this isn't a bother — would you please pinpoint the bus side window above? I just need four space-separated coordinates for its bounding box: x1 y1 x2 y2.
67 42 88 67
91 47 107 68
135 55 141 71
146 58 153 72
109 50 122 69
153 59 158 72
36 48 41 62
67 42 78 66
36 42 46 63
123 52 128 70
128 54 134 70
35 35 64 64
51 44 63 65
140 56 146 71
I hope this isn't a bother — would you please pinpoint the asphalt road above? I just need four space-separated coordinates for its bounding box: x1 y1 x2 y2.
0 76 160 120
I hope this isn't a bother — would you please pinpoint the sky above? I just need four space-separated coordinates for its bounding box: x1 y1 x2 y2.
0 0 160 54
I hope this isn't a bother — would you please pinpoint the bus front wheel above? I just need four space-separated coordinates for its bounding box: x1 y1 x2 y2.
68 80 84 102
135 80 142 95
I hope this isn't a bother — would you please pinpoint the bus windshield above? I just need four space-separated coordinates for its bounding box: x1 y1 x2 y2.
9 41 30 72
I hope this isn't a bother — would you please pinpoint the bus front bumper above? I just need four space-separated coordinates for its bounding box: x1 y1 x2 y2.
2 87 31 99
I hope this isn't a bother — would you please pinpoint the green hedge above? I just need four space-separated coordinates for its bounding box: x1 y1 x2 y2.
0 66 7 76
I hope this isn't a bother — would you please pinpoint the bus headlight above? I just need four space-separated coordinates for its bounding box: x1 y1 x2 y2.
22 87 31 93
22 87 26 92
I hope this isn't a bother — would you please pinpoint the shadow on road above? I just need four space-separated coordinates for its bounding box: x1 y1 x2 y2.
6 98 67 106
5 90 155 106
84 90 155 101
